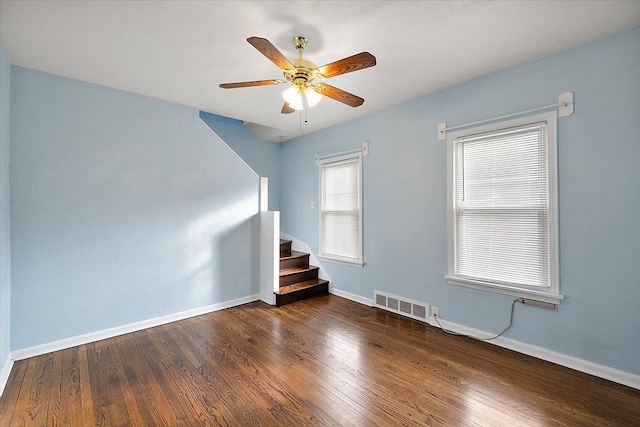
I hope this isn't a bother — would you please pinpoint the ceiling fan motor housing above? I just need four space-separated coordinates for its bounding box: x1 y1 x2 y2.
285 58 321 87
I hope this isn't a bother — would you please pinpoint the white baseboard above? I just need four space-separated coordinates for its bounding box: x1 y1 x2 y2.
11 294 260 361
331 287 374 306
426 316 640 390
0 356 14 397
6 290 639 392
334 290 639 390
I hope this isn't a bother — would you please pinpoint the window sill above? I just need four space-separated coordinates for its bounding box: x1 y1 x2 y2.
445 275 563 305
318 255 365 268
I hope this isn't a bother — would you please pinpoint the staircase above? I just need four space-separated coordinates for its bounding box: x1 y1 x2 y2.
275 239 329 306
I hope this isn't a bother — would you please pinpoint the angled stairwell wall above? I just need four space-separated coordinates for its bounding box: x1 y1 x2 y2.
10 67 261 352
199 112 280 211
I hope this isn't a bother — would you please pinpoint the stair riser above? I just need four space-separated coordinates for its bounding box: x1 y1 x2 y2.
280 255 310 270
280 268 319 287
280 242 292 256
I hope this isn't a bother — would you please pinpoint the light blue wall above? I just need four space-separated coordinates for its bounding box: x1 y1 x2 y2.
0 46 11 371
280 27 640 375
10 67 260 350
199 112 280 210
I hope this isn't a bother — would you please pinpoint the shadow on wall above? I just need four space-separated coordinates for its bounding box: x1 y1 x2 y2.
218 214 260 300
182 194 260 306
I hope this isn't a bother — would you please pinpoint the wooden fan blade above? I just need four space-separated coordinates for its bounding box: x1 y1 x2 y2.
247 37 294 70
315 84 364 107
219 79 284 89
316 52 376 79
281 102 295 114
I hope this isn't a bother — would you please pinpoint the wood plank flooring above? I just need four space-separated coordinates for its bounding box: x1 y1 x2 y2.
1 295 639 426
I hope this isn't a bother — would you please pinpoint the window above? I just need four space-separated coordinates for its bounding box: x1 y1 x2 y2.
319 153 364 266
446 112 561 304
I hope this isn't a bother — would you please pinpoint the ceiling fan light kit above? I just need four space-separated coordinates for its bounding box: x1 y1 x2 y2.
282 84 322 111
220 36 376 114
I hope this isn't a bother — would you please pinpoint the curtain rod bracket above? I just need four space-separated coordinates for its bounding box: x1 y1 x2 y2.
557 92 574 118
437 92 573 141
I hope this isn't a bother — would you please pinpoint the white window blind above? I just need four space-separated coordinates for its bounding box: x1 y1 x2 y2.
446 111 560 304
319 154 363 265
454 122 550 289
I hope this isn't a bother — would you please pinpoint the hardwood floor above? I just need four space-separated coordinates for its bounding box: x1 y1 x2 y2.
1 295 639 426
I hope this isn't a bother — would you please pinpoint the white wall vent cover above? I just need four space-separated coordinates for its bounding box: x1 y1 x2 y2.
373 291 430 323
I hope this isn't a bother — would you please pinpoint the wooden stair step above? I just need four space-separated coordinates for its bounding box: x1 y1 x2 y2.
279 265 319 277
280 250 310 269
275 279 329 306
279 265 319 287
280 250 308 261
276 279 329 294
275 238 328 306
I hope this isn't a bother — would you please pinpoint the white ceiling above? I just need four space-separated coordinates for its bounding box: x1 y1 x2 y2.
1 1 639 142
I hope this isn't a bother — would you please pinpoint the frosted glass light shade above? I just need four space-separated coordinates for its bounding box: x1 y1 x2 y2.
282 85 303 110
304 87 322 107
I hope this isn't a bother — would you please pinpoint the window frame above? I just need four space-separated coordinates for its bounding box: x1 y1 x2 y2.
445 111 562 304
318 152 364 267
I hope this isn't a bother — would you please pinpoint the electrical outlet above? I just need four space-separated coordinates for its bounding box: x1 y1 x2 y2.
310 201 315 209
432 307 439 318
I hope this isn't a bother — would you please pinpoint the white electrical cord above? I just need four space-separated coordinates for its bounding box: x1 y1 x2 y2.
433 299 518 341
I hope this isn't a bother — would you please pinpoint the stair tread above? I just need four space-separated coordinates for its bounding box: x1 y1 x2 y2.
280 250 308 261
280 265 319 276
276 279 329 295
280 239 292 245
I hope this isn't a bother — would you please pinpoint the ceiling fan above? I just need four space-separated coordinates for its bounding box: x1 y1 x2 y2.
219 36 376 114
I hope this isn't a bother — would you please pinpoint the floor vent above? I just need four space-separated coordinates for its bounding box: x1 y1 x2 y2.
373 291 429 323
